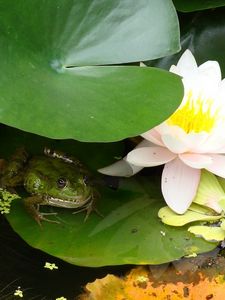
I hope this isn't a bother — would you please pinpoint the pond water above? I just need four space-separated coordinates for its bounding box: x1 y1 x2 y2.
1 212 225 300
0 214 130 299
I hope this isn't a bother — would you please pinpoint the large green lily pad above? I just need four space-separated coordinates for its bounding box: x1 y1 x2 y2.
3 127 216 267
0 0 181 142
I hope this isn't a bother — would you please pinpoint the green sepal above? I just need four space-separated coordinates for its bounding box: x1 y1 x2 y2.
193 170 225 213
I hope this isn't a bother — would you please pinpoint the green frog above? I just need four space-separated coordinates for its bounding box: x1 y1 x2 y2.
0 148 99 225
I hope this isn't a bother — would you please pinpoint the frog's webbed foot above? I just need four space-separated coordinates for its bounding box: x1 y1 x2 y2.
24 196 60 226
37 212 60 226
72 190 103 222
72 202 103 222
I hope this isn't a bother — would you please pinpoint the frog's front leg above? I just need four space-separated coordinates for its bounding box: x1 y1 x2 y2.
23 195 59 226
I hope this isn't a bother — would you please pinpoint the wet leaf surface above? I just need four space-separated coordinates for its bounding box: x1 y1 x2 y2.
0 0 181 142
3 126 216 267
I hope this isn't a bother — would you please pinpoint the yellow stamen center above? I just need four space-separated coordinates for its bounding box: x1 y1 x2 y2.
167 91 218 133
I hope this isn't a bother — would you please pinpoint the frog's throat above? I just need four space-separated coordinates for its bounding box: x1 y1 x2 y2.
45 195 92 208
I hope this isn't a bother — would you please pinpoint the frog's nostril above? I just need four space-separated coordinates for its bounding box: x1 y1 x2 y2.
57 177 67 188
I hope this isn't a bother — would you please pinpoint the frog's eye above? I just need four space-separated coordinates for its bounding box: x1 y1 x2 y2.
57 177 67 188
83 175 89 185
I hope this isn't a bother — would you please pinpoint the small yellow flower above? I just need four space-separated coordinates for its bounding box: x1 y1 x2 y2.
14 287 23 298
56 297 67 300
44 262 58 270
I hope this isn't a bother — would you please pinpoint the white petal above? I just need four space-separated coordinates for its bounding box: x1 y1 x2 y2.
198 128 225 153
161 158 200 214
213 144 225 154
141 128 165 147
98 139 151 177
159 126 208 153
169 65 180 75
170 49 198 78
183 132 209 152
140 62 147 67
179 153 212 169
219 78 225 95
157 123 185 138
98 159 143 177
127 146 176 167
198 60 221 85
206 154 225 178
162 134 189 153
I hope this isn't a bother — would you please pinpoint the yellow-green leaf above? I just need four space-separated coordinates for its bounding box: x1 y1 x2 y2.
188 226 225 242
158 204 221 227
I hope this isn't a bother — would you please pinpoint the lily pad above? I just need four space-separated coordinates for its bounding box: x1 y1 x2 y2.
1 127 215 266
6 176 217 266
0 0 181 142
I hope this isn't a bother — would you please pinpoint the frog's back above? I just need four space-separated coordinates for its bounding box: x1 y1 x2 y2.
24 155 81 194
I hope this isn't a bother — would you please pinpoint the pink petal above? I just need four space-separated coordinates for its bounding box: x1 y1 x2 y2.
141 128 164 147
206 154 225 178
179 153 213 169
98 159 143 177
127 146 176 167
162 158 201 214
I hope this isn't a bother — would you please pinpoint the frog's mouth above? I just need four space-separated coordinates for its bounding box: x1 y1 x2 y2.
46 194 92 209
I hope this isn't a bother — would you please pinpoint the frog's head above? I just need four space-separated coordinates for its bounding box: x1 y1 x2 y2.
47 173 93 207
24 157 94 208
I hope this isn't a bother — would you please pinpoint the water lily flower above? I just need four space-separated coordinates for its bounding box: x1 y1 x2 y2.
99 50 225 214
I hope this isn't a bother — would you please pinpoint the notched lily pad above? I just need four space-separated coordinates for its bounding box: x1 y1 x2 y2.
1 126 217 267
0 0 181 142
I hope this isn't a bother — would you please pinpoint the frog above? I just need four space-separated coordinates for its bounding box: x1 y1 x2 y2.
0 147 100 225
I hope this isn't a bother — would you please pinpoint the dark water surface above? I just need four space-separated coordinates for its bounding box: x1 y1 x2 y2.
0 214 130 300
